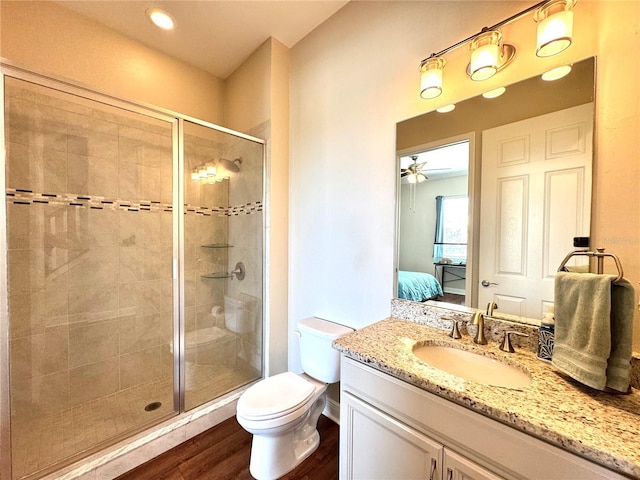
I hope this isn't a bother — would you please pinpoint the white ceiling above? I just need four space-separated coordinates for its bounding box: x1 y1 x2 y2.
54 0 349 79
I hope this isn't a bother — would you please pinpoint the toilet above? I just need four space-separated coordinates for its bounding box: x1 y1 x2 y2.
236 317 354 480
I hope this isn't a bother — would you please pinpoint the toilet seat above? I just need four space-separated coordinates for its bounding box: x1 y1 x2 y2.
237 372 316 421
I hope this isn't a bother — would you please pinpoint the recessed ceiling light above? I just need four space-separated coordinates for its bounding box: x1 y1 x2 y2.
542 65 572 81
436 104 456 113
146 7 176 30
482 87 506 99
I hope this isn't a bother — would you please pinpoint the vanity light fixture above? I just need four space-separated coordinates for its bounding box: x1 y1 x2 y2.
146 7 176 30
436 104 456 113
468 29 516 81
420 57 446 99
418 1 578 99
541 64 572 81
482 86 507 98
534 0 576 57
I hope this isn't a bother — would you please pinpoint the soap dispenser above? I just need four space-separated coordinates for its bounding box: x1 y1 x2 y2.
537 306 555 362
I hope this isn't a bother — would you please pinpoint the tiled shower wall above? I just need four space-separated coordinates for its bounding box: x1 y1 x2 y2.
5 78 176 424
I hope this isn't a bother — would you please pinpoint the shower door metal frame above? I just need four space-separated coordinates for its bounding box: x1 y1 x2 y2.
0 61 267 480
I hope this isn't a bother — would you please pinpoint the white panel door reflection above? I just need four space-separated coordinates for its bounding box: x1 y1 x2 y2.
479 103 593 320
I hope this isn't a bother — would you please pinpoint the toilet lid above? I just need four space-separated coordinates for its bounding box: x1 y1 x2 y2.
238 372 316 420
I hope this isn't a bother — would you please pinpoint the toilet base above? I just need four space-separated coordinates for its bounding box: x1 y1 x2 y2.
247 395 326 480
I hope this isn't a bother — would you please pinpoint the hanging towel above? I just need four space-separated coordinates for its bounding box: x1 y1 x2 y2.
552 271 635 392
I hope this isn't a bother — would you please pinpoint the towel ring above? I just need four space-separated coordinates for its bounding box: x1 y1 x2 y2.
557 248 624 283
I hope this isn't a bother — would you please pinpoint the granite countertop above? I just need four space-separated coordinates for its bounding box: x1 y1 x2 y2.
333 317 640 478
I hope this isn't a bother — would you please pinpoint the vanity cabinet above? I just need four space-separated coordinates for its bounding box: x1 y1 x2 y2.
339 356 625 480
341 391 500 480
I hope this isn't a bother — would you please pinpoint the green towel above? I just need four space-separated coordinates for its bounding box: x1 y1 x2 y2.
552 271 635 392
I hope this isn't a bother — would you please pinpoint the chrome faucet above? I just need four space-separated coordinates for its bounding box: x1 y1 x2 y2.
486 301 498 317
472 311 487 345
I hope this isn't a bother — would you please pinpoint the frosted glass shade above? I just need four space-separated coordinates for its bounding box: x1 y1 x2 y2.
535 1 575 57
469 30 501 81
420 57 446 99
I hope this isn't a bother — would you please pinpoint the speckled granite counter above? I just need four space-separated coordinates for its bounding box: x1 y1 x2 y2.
333 317 640 479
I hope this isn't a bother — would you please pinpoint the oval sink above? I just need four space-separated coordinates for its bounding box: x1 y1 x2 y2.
413 344 531 389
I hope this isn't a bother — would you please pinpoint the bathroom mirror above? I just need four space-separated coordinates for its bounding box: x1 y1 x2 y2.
395 57 596 324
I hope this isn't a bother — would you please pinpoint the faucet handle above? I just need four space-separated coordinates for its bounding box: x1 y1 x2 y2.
441 316 461 339
499 331 529 353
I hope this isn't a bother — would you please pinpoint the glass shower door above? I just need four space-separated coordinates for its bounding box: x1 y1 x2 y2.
3 76 177 479
182 120 263 411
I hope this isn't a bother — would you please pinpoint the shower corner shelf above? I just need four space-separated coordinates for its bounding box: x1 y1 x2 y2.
201 272 233 279
201 243 234 248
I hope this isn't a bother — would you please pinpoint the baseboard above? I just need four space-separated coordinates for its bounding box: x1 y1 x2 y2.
443 287 465 295
323 396 341 424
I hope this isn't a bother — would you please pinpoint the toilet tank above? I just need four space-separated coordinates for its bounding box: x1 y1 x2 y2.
298 317 354 383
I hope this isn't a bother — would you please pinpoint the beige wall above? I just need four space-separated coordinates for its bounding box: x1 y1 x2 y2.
290 1 640 351
0 1 225 124
225 38 290 375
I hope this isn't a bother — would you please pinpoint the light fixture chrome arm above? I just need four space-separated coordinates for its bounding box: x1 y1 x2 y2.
419 1 549 65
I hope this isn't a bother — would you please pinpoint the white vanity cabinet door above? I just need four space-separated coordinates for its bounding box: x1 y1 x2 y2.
444 449 504 480
340 391 443 480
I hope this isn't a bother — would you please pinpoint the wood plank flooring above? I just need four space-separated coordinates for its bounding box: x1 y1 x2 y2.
115 414 339 480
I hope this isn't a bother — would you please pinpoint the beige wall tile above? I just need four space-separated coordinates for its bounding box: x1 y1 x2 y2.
69 359 119 405
120 345 172 389
68 131 118 162
119 312 172 355
118 162 140 200
67 247 119 286
68 283 119 319
11 370 70 419
43 149 68 193
8 249 45 294
5 141 44 191
7 202 44 250
69 319 119 368
10 325 69 378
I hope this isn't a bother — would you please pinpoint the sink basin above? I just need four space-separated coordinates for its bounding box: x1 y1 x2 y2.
413 344 531 389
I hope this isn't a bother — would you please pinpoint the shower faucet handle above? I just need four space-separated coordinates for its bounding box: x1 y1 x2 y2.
230 261 245 280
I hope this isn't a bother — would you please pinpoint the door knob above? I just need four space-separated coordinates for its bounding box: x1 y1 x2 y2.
481 280 498 287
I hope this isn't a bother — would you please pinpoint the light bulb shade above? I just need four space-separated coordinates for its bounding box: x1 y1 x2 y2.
191 169 200 181
420 57 446 99
198 167 208 179
416 173 427 183
535 0 575 57
206 162 217 176
469 30 501 81
407 174 417 184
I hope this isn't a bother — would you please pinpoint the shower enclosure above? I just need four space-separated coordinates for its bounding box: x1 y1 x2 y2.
0 68 265 479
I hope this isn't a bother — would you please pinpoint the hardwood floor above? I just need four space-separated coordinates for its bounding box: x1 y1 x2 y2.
116 414 339 480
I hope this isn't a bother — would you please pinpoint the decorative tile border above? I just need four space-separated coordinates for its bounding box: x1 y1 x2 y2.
5 188 262 217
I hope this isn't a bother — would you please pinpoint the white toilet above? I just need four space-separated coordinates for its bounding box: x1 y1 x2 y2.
236 317 353 480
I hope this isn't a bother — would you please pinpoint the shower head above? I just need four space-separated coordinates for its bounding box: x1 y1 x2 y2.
218 157 242 172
